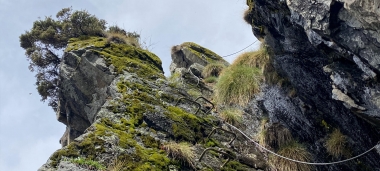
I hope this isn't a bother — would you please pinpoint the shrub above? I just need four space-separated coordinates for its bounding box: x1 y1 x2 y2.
162 141 195 169
20 8 107 111
269 141 313 171
219 108 243 126
325 129 351 158
215 65 262 106
202 62 226 78
204 76 218 83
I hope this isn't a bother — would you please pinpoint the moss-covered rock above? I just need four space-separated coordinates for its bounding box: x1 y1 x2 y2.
41 36 267 171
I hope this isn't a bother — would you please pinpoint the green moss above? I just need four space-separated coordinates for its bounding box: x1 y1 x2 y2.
77 132 106 159
50 143 79 167
168 72 183 88
205 138 222 148
181 42 225 64
66 36 107 52
166 106 210 142
115 79 160 127
95 119 171 170
69 157 106 170
141 134 160 149
187 88 202 98
222 160 249 171
321 119 330 131
66 36 164 80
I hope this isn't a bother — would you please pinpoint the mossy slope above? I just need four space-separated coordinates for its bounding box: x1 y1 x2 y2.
47 37 252 170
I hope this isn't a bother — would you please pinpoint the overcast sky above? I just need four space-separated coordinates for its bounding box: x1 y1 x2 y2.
0 1 259 170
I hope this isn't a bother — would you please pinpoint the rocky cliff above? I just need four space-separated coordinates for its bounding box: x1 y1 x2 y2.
38 1 380 170
38 37 267 171
243 0 380 170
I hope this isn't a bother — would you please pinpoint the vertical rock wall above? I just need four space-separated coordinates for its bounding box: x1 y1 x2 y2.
245 0 380 170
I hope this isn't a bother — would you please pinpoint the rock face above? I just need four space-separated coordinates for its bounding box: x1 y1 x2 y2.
170 42 229 76
58 48 115 147
245 0 380 170
39 37 266 171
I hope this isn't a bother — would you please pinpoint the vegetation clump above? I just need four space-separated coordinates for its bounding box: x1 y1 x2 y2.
172 42 226 64
19 7 157 110
162 141 196 169
69 157 106 170
105 25 140 47
219 108 243 126
260 123 293 150
269 141 313 171
166 106 209 142
215 65 262 106
232 47 269 69
325 129 351 158
107 158 126 171
202 62 227 78
19 7 107 110
204 76 218 83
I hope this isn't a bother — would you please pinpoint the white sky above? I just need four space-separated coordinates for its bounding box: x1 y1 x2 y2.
0 0 259 170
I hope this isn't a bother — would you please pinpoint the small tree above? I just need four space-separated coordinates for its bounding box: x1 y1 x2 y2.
19 7 107 111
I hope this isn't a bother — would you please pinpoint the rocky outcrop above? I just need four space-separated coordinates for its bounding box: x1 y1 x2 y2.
39 37 267 171
244 0 380 170
170 42 229 76
58 48 115 147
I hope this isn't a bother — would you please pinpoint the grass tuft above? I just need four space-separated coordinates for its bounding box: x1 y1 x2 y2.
325 129 351 158
214 65 262 106
162 141 195 169
262 123 293 150
107 158 126 171
105 32 140 47
219 108 243 126
269 141 313 171
204 76 218 83
202 62 226 78
232 47 269 69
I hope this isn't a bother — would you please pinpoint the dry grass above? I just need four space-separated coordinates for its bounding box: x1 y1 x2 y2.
269 141 313 171
107 158 126 171
325 129 351 158
171 45 182 54
261 123 293 150
258 118 268 145
105 32 140 47
232 46 269 69
202 62 226 78
162 141 195 169
219 108 243 126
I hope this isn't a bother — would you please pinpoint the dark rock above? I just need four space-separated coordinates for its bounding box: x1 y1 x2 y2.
245 0 380 170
